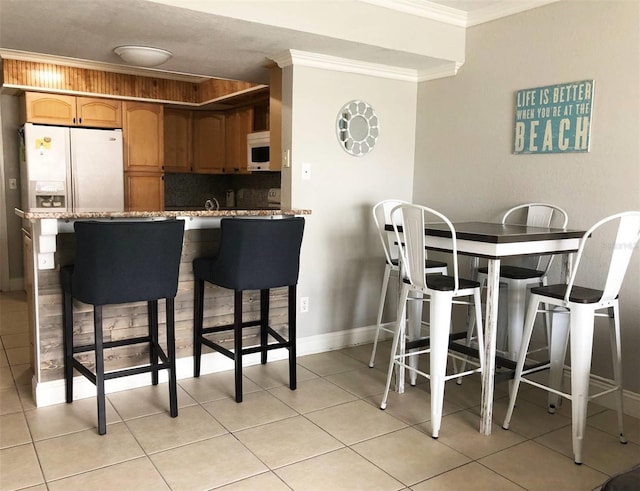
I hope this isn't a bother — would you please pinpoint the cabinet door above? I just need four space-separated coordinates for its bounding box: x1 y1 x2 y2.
76 97 122 128
164 109 192 173
193 112 225 174
269 66 282 171
225 106 253 173
23 92 76 125
123 101 164 173
124 172 164 211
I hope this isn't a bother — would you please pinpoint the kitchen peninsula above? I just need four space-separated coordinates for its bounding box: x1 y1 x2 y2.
18 207 311 407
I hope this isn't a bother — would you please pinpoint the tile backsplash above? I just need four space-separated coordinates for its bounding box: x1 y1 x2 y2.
164 172 281 209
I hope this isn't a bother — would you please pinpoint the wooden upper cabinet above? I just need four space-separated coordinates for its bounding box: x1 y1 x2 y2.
123 101 164 173
76 97 122 128
225 106 253 173
22 92 121 128
269 67 282 172
164 109 192 173
193 112 225 174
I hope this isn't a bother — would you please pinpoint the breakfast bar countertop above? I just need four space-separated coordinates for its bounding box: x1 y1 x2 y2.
16 208 312 220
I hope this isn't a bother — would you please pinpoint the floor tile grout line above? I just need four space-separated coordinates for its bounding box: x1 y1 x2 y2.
2 292 639 490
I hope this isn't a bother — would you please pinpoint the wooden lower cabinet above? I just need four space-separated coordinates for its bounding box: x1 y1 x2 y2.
124 172 164 211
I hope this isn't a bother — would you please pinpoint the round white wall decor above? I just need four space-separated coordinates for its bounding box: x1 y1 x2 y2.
336 100 379 156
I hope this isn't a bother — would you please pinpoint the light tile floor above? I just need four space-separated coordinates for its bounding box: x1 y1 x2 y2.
1 290 639 490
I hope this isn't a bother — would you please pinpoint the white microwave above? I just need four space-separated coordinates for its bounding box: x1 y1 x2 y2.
247 131 270 171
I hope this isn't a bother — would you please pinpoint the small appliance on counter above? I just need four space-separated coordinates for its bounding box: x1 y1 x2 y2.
226 189 235 208
247 131 270 171
267 188 281 208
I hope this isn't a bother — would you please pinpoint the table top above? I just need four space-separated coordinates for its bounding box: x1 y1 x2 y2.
425 221 585 243
387 221 585 243
386 221 586 259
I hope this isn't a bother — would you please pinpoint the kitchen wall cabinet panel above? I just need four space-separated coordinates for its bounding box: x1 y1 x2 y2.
21 92 122 128
269 66 282 172
125 172 164 211
123 101 164 173
123 101 164 210
76 97 122 128
193 112 226 174
225 106 253 174
164 108 193 172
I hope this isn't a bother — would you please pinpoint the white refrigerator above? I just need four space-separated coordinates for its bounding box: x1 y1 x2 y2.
20 123 124 212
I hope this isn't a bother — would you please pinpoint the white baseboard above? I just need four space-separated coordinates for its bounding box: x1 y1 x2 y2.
32 322 640 419
33 323 385 407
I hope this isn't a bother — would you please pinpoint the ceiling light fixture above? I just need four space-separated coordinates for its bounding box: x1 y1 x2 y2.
113 45 172 67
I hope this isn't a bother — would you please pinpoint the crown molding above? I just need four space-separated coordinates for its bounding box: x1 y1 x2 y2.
0 49 208 83
360 0 560 27
362 0 467 26
274 50 465 83
417 61 464 82
273 50 420 82
465 0 559 26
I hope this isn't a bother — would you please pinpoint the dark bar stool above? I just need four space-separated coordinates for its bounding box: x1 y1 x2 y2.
193 217 305 402
61 219 185 435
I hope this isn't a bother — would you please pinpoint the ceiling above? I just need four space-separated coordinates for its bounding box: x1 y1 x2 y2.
0 0 556 85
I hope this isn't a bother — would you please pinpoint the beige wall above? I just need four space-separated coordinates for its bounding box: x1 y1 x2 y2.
414 1 640 391
284 64 417 337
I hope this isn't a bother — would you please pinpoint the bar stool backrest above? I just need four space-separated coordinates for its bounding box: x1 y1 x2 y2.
566 211 640 304
373 199 410 265
211 217 305 291
72 220 185 306
391 204 460 293
502 203 569 273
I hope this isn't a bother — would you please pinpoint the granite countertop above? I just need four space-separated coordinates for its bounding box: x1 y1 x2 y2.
15 208 311 220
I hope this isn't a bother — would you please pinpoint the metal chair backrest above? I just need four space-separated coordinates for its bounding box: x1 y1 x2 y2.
503 203 569 273
391 203 460 293
565 211 640 304
373 199 410 265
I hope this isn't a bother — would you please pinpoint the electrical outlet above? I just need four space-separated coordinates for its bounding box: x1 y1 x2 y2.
300 296 309 313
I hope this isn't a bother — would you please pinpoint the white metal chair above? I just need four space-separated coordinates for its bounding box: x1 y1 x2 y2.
503 211 640 464
380 204 484 438
369 199 447 368
476 203 569 358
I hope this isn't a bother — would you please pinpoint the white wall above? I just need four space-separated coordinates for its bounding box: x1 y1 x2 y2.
282 63 417 337
414 1 640 391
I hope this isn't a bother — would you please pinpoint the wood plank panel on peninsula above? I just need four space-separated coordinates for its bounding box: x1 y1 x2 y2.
17 208 311 406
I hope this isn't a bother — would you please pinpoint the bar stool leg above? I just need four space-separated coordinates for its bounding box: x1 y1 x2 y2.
260 289 269 365
166 298 178 418
234 291 243 403
63 291 74 403
94 305 107 435
193 279 204 377
149 300 159 385
609 305 626 444
289 285 297 390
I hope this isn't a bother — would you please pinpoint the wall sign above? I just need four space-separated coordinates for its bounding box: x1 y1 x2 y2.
513 80 594 154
